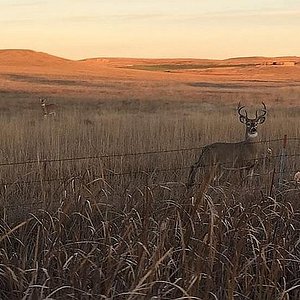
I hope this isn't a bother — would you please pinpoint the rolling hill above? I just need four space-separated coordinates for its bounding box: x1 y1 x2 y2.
0 49 299 106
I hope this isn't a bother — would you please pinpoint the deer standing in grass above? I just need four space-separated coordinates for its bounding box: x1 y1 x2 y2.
187 103 267 188
40 98 57 117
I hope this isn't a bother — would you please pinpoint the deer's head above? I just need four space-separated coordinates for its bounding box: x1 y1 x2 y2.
40 98 47 107
238 102 267 140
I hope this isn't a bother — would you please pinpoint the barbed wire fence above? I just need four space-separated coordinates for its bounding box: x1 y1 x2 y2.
0 136 299 184
0 137 299 167
0 136 299 211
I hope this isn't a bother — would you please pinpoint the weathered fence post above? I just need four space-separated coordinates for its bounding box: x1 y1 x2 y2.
278 134 288 186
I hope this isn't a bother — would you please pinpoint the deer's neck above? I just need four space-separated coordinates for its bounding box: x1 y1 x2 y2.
245 132 258 143
42 106 49 116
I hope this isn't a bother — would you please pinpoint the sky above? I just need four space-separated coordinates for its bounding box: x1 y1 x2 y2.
1 0 300 59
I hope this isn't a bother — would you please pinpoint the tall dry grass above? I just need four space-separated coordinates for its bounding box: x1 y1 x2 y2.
1 177 300 299
0 100 299 215
0 98 299 299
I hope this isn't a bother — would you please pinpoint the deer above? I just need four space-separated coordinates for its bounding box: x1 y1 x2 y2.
187 102 267 188
40 98 57 117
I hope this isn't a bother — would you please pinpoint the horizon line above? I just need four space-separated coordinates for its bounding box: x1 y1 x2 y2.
1 48 299 62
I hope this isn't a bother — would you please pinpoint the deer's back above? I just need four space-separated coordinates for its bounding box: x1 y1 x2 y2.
202 141 257 167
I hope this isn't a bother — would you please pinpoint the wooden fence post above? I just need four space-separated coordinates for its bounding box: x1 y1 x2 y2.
279 134 288 186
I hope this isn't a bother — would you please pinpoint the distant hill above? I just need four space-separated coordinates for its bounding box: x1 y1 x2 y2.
81 55 300 67
0 49 299 106
224 56 300 64
0 49 73 67
1 49 299 69
79 57 219 67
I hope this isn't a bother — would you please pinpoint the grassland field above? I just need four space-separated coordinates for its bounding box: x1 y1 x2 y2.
0 51 300 299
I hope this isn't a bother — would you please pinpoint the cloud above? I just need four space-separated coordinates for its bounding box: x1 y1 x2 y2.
2 1 46 8
201 9 300 18
64 13 166 23
161 9 300 25
62 8 300 24
2 3 300 28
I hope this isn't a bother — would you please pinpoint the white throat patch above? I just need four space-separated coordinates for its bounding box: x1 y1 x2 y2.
248 132 258 138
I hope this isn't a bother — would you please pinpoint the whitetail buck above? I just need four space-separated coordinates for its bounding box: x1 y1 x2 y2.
40 98 57 117
187 103 267 187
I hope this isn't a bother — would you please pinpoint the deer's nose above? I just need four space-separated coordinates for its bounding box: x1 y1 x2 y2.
250 128 257 134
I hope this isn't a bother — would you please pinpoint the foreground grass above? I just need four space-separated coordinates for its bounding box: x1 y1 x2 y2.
0 99 299 299
1 181 300 299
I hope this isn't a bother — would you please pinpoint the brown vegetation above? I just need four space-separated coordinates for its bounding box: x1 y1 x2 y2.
0 50 299 299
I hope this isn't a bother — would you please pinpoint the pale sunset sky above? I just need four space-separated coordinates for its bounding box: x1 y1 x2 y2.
1 0 300 59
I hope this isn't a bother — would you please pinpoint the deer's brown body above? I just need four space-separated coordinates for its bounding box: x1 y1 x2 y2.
40 98 57 117
187 103 267 187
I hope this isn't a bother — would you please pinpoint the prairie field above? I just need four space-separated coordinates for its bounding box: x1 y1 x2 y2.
0 51 300 299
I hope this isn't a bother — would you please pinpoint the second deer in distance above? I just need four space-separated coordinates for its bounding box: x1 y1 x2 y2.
187 102 268 188
40 98 57 117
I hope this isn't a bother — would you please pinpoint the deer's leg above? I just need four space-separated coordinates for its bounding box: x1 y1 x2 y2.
240 163 255 186
187 154 204 188
239 168 245 185
187 165 198 187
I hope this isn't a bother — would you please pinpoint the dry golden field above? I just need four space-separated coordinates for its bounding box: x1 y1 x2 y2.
0 50 300 299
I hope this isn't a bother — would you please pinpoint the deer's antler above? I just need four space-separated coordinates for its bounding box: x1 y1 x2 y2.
238 102 248 119
255 102 267 120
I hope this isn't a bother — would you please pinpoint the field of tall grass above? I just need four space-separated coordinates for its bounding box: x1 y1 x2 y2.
0 97 299 299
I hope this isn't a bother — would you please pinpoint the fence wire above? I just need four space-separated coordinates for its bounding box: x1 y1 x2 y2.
0 153 299 188
0 137 299 168
0 137 298 189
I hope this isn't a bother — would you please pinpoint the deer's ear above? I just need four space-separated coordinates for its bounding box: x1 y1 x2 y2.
258 116 265 124
239 116 247 124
